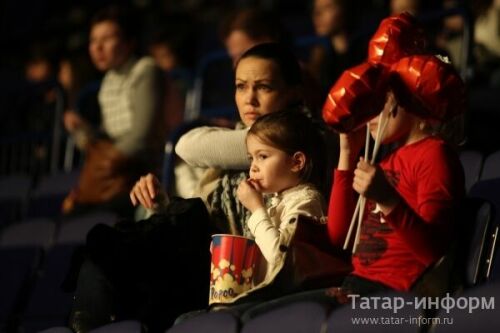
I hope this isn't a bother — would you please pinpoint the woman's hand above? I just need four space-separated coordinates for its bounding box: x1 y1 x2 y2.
353 158 400 214
237 179 265 213
130 173 162 209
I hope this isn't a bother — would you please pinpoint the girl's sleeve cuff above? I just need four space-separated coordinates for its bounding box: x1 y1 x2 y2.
247 207 268 235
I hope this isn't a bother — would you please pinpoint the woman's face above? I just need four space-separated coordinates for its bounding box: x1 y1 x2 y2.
235 56 296 127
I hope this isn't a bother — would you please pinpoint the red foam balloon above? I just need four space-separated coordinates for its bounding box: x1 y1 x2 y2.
368 12 426 67
322 63 388 133
389 55 466 120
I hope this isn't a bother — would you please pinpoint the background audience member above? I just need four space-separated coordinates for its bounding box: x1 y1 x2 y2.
472 0 500 87
219 8 290 64
57 52 102 129
308 0 368 95
62 5 166 217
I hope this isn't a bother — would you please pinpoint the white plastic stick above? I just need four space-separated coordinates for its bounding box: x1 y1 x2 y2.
352 108 391 252
353 125 371 249
343 124 371 250
343 198 361 250
343 103 395 252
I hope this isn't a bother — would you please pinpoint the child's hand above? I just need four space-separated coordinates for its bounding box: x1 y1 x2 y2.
353 158 400 214
339 126 366 155
237 179 264 213
338 127 366 170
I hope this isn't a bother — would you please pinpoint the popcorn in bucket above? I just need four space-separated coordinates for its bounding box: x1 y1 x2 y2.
209 234 259 304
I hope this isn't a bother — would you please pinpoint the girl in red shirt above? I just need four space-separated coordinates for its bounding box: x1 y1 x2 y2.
328 76 465 293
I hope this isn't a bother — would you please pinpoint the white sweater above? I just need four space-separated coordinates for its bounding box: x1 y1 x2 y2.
175 125 250 170
232 183 326 302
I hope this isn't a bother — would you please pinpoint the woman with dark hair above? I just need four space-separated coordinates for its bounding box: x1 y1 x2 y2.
132 42 310 235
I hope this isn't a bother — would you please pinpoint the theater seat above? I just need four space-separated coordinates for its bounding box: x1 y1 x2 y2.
38 327 73 333
27 171 79 219
433 281 500 333
459 150 483 192
0 246 41 330
56 211 118 244
166 311 239 333
480 150 500 181
469 179 500 283
0 174 31 226
88 320 143 333
325 291 421 333
0 218 55 249
20 244 78 332
242 301 329 333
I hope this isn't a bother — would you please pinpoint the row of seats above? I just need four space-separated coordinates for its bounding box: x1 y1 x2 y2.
166 282 500 333
0 211 117 332
459 149 500 192
0 170 80 228
0 147 498 332
0 144 498 322
39 281 500 333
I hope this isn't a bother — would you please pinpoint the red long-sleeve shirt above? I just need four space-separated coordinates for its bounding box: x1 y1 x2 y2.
328 137 464 291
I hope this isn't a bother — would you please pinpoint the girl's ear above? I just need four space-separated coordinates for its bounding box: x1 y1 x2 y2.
291 152 306 173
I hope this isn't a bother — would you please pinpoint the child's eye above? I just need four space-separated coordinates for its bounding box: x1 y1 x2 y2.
247 155 253 162
236 83 245 91
258 154 268 160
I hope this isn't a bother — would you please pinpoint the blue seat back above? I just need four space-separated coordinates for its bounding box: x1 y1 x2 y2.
242 301 328 333
459 150 483 192
480 150 500 181
167 311 238 333
326 291 420 333
88 320 142 333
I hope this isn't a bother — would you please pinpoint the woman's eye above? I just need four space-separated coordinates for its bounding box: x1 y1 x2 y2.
258 154 267 160
257 85 272 92
236 83 245 91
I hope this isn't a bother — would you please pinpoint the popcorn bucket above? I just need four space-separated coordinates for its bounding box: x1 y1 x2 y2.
209 234 259 304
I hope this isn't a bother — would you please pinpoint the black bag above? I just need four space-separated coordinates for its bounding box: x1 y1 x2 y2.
84 197 213 331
